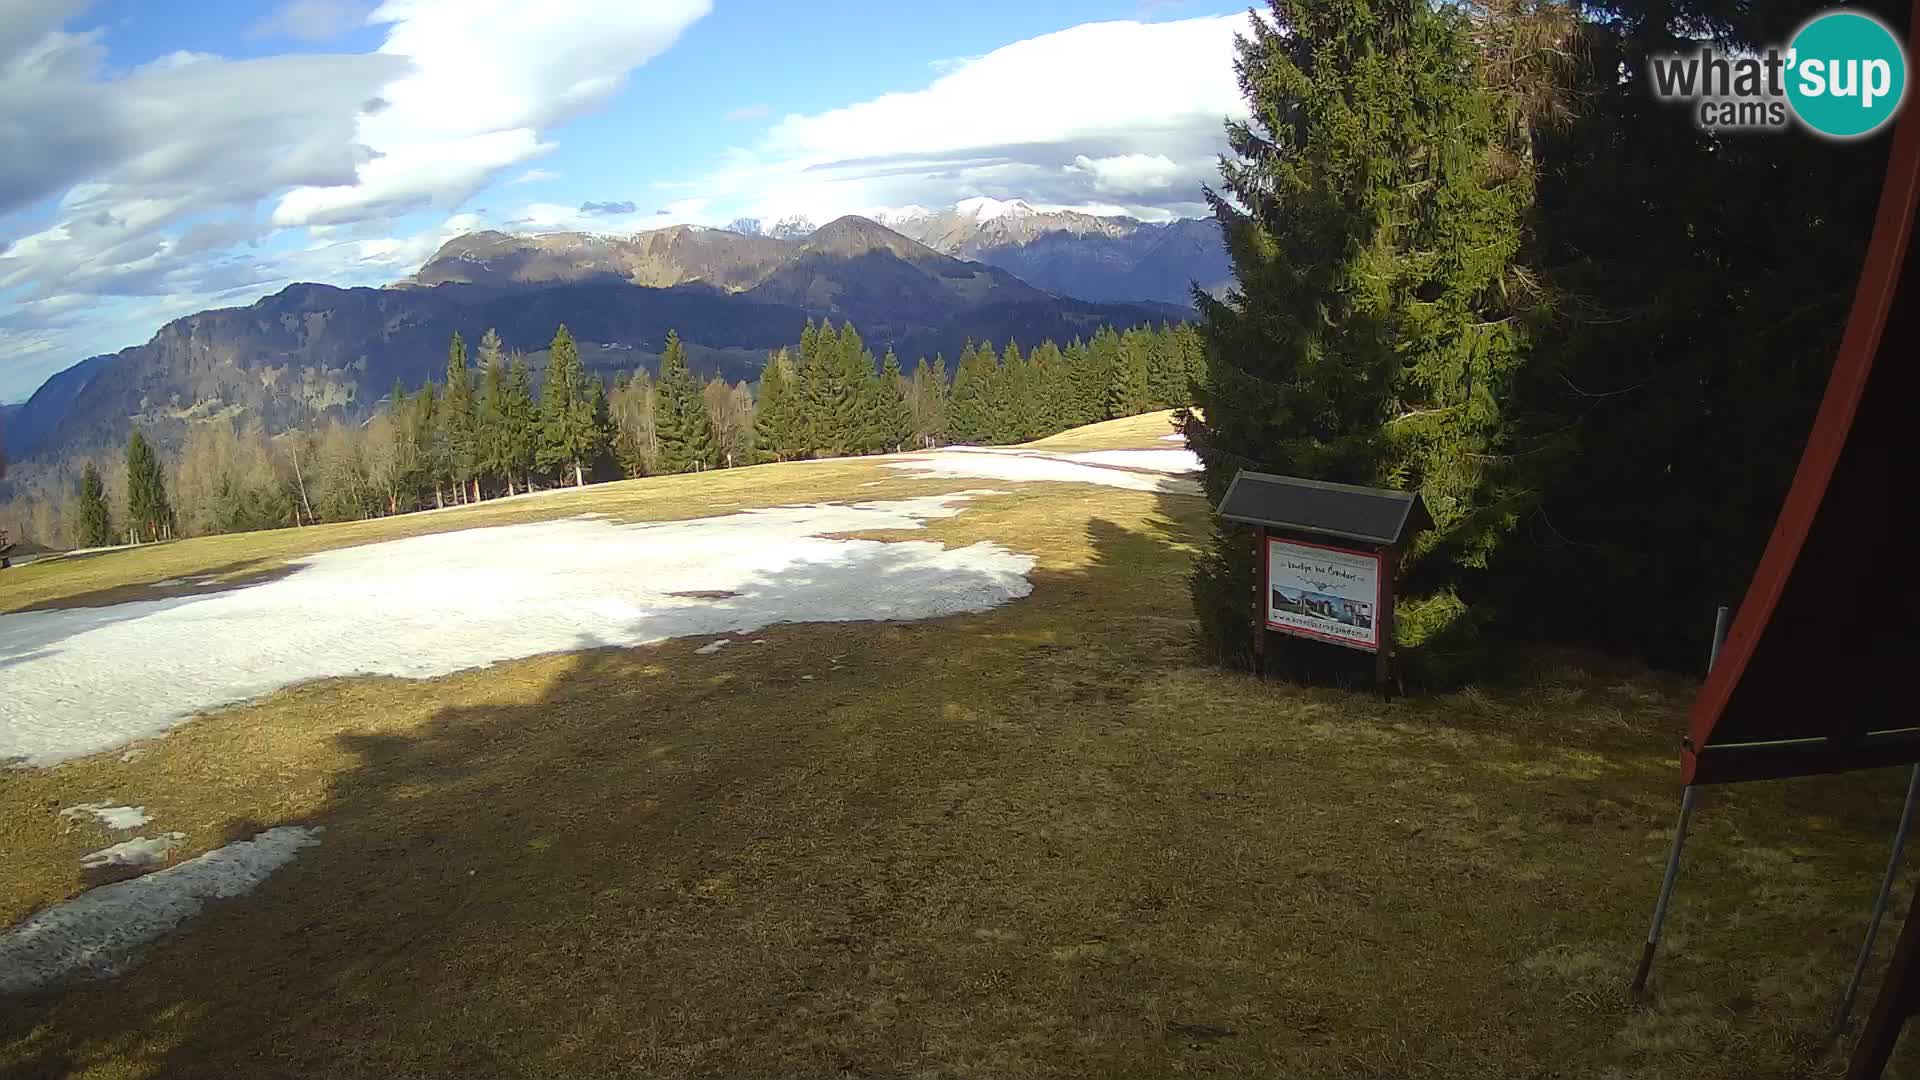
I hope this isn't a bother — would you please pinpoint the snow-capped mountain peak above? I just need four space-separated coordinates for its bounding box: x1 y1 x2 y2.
955 196 1035 223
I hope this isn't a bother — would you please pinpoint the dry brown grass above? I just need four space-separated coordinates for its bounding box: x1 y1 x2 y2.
3 410 1916 1078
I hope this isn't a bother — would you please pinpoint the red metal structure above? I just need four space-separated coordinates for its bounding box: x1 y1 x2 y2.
1631 3 1920 1070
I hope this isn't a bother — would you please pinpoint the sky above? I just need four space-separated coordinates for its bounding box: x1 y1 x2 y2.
0 0 1255 402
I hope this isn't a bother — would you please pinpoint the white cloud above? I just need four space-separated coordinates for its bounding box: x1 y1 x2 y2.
1064 152 1183 194
0 0 711 400
270 0 711 227
509 168 560 185
679 15 1252 228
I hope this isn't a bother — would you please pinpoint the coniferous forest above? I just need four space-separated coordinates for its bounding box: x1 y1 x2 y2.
8 319 1201 549
1186 0 1893 679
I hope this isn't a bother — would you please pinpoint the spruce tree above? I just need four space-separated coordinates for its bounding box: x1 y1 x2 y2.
77 463 113 547
926 354 950 445
409 383 441 507
753 349 800 461
477 331 509 494
990 342 1026 443
125 429 173 543
655 330 719 472
538 324 603 486
1188 0 1535 677
1107 329 1151 419
440 331 477 502
947 342 997 444
875 349 914 453
1028 341 1070 437
502 356 538 491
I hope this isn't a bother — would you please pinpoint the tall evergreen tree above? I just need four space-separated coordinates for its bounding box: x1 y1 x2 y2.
538 324 604 486
948 342 997 443
1188 0 1535 678
125 429 174 543
1027 341 1069 437
440 331 478 502
1107 329 1151 419
477 329 512 494
77 463 113 547
874 349 914 453
655 330 719 472
410 382 442 507
501 356 538 492
753 349 802 462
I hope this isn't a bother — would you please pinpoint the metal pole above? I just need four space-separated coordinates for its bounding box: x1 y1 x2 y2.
1630 606 1731 995
1707 605 1730 672
1832 763 1920 1038
1633 784 1700 993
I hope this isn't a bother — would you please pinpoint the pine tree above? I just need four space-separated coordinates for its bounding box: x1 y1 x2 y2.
538 324 603 486
926 354 950 446
502 356 538 491
948 342 997 443
1073 332 1114 424
1188 0 1535 676
655 330 719 472
1028 341 1070 437
1107 329 1151 419
875 349 914 453
409 383 442 507
1144 324 1189 409
77 463 113 547
753 349 801 461
440 331 477 502
473 329 512 494
989 342 1026 443
125 429 173 543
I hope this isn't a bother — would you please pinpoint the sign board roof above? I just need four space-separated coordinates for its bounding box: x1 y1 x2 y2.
1218 471 1425 547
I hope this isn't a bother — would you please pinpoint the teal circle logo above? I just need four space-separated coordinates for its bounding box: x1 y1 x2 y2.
1786 10 1908 138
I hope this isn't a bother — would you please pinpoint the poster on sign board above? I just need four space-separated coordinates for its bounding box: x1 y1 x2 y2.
1265 537 1382 652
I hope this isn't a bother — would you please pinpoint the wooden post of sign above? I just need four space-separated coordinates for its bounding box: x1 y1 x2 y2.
1251 526 1267 673
1375 545 1398 700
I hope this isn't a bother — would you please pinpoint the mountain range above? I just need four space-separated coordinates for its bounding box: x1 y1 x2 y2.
2 204 1224 473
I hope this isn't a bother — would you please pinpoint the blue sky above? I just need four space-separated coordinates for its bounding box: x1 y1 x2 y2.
0 0 1252 402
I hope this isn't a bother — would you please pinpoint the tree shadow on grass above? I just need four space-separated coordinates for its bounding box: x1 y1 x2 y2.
5 487 1899 1079
0 492 1208 1079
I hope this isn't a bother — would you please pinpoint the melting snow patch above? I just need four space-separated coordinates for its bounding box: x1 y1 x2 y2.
1159 433 1187 443
0 826 322 994
884 448 1200 494
80 833 185 871
2 493 1033 765
60 804 150 831
694 639 731 655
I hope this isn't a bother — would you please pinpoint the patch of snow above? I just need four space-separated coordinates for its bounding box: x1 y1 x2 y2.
1159 433 1187 443
149 579 184 588
957 196 1034 222
1 493 1033 766
859 481 885 487
80 833 185 870
884 449 1201 495
0 826 322 994
694 639 731 656
800 675 815 681
1064 449 1201 473
60 804 150 831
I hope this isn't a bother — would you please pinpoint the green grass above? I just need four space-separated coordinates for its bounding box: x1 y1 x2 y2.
2 411 1916 1078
